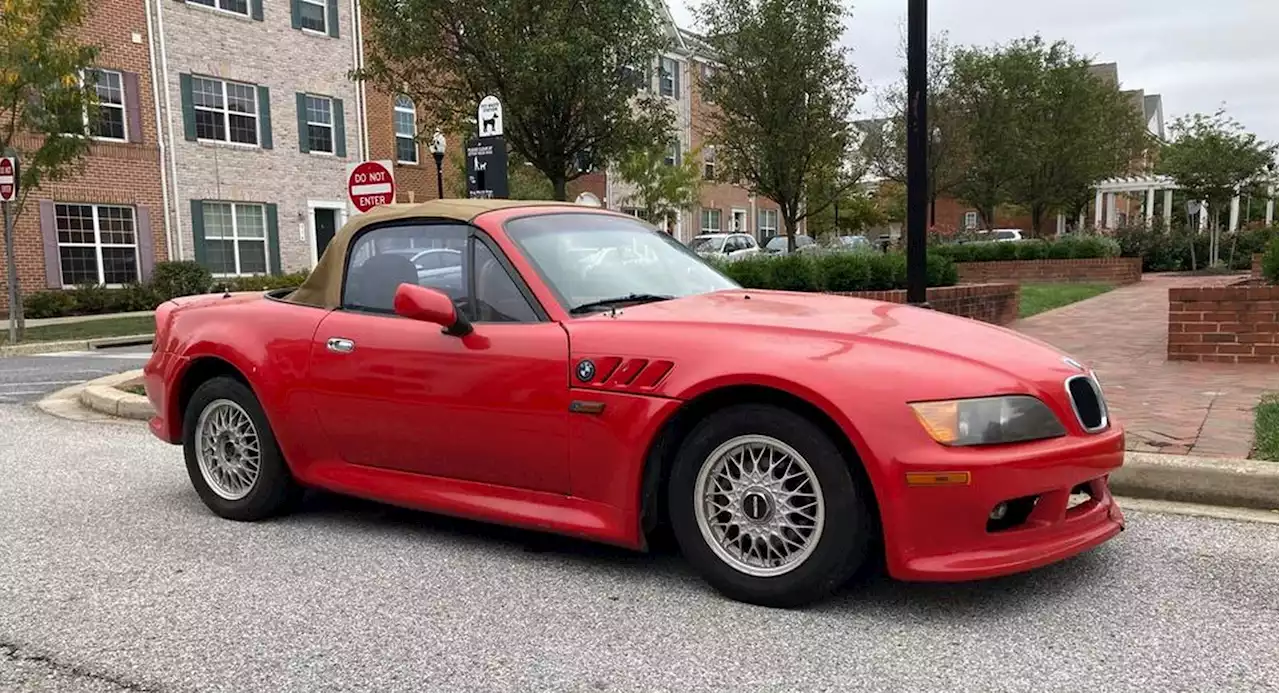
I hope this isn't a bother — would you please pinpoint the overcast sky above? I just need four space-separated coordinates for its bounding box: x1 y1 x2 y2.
667 0 1280 143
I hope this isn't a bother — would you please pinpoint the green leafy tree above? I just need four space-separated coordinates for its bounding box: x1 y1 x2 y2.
1 0 100 340
804 184 884 238
445 145 554 200
694 0 863 252
1158 108 1278 266
615 140 702 228
861 32 969 227
357 0 673 201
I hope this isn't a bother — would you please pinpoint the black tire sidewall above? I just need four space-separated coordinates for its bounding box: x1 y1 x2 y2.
668 404 873 608
182 376 299 521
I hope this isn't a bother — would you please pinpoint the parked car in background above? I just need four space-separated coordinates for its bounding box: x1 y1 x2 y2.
689 233 760 261
966 229 1024 243
763 233 819 255
825 235 875 252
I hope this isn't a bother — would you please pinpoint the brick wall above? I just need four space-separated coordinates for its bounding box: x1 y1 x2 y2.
955 257 1142 285
1 0 165 299
1167 285 1279 364
827 282 1019 326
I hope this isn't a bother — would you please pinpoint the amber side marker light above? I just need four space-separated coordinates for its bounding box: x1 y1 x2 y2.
905 471 971 487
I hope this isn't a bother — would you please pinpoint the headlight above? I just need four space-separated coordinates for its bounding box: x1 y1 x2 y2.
909 395 1066 446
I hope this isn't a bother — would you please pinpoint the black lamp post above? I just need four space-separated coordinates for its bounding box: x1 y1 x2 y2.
430 130 446 199
905 0 929 306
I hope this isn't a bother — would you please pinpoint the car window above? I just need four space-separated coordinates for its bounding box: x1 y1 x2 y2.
472 241 538 323
690 236 723 253
797 235 814 247
344 223 468 313
505 212 738 313
765 236 786 251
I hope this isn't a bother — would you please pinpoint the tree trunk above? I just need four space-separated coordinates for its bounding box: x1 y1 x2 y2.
551 177 567 202
1030 203 1044 239
929 196 936 227
784 215 797 253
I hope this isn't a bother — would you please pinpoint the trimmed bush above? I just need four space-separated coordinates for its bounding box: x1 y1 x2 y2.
1263 234 1278 285
151 261 214 300
1114 224 1276 272
711 250 956 293
933 235 1120 263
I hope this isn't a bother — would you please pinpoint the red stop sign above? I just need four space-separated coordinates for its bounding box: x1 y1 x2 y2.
0 157 16 203
347 161 396 213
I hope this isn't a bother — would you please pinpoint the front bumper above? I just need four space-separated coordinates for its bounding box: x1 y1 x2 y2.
882 426 1126 582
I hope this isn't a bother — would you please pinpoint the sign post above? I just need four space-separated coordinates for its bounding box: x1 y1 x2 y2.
346 160 396 214
467 95 509 199
1 155 19 343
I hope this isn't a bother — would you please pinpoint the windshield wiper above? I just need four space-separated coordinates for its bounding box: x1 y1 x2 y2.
569 293 675 315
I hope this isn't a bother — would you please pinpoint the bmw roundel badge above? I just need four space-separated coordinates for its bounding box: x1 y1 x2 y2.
576 359 596 382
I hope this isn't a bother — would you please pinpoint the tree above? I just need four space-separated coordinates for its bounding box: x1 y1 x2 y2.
357 0 673 201
615 140 702 229
861 32 969 227
1159 108 1278 266
1 0 100 340
949 36 1148 235
445 145 555 200
694 0 862 252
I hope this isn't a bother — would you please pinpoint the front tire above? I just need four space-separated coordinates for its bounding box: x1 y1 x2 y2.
668 404 873 608
182 376 302 521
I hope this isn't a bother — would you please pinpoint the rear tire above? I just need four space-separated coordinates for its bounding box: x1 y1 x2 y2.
182 376 302 521
667 404 873 608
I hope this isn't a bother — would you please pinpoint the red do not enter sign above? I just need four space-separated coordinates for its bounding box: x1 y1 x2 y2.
0 157 16 203
347 160 396 213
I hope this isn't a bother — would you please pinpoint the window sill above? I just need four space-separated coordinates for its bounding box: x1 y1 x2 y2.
184 3 255 22
308 150 337 157
299 27 332 38
396 160 421 167
195 138 262 151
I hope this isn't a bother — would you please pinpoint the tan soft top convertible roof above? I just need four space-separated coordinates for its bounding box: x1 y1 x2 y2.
285 198 573 309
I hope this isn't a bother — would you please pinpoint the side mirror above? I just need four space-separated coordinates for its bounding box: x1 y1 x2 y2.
393 283 473 337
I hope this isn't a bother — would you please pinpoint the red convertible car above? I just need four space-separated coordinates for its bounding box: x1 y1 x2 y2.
143 199 1125 607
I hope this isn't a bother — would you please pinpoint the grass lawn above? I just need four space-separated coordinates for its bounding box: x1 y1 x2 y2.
119 383 147 396
0 315 155 345
1018 283 1114 319
1251 393 1278 462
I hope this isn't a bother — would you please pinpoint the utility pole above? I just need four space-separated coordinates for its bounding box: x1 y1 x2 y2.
905 0 929 306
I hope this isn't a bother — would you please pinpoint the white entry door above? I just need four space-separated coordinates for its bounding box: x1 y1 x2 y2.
731 208 748 235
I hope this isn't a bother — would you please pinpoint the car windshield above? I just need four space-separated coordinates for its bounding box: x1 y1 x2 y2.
765 236 786 251
504 213 739 313
689 236 725 253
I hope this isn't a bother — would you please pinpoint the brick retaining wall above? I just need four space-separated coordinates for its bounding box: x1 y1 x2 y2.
955 257 1142 285
829 282 1019 326
1167 285 1279 364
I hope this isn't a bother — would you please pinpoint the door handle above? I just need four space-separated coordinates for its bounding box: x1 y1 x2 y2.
326 337 355 353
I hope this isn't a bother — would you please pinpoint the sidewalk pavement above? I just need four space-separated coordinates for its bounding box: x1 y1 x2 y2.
1013 273 1274 458
23 310 154 328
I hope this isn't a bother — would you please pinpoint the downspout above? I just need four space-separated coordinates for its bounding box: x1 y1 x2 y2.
143 0 173 262
351 0 369 160
155 0 185 261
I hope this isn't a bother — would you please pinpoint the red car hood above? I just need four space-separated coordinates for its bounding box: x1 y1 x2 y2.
585 289 1083 375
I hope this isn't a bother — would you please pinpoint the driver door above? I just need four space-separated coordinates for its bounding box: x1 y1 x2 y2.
302 219 570 494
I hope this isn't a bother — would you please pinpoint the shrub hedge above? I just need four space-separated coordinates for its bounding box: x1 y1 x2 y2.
1113 224 1276 273
24 261 309 319
1263 234 1278 285
708 251 958 292
930 234 1121 263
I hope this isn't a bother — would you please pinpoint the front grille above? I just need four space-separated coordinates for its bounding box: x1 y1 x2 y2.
1066 375 1107 432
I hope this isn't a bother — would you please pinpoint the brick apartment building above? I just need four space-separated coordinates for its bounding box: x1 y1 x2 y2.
1 0 167 300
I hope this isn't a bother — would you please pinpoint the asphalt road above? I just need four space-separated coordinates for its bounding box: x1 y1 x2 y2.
1 403 1276 693
0 346 150 403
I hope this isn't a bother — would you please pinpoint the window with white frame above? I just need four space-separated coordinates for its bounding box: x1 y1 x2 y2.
305 95 334 153
659 57 680 98
85 69 126 141
664 139 680 167
394 96 418 164
55 204 139 286
699 62 715 102
193 76 259 145
963 211 977 229
701 208 721 233
298 0 327 32
703 146 715 179
202 201 268 275
758 209 778 237
188 0 249 16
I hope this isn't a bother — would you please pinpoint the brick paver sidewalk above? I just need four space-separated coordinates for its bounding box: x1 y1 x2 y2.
1013 274 1275 457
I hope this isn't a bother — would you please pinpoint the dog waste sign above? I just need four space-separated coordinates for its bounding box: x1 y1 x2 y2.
466 139 508 199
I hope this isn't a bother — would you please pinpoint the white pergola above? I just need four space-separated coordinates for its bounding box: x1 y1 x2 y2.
1086 173 1276 231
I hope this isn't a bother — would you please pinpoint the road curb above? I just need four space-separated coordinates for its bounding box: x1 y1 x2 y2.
76 369 152 421
1112 451 1278 511
0 333 154 357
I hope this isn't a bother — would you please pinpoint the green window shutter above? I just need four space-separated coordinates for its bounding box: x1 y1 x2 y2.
290 0 302 29
179 74 196 141
327 0 339 37
190 200 207 266
333 97 346 157
265 203 282 276
296 93 310 153
258 85 272 149
250 0 263 20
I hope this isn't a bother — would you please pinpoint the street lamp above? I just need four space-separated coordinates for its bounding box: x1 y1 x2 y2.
429 130 446 199
904 0 929 306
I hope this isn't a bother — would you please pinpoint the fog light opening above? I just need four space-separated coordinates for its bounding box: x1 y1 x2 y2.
989 502 1009 521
